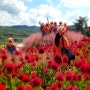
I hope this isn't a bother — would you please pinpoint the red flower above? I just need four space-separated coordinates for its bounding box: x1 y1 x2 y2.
25 54 30 60
31 72 37 79
23 74 30 82
73 73 78 81
66 71 73 81
67 85 73 90
55 73 64 81
66 74 73 81
12 72 16 78
84 74 90 80
87 86 90 90
77 43 83 48
19 56 24 62
73 85 78 90
42 68 47 73
5 63 15 73
51 62 59 71
74 51 80 56
0 83 6 90
51 82 59 90
17 64 23 69
25 86 32 90
85 64 90 74
18 73 30 82
31 61 36 66
34 55 40 61
18 73 24 80
14 50 21 55
47 60 53 68
62 55 69 64
79 64 86 73
54 54 62 64
74 60 83 68
78 75 82 81
17 85 24 90
27 57 33 63
31 77 42 88
0 69 2 75
38 46 45 54
1 54 7 60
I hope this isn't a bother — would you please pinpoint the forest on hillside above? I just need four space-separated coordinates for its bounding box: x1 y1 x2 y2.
0 26 40 44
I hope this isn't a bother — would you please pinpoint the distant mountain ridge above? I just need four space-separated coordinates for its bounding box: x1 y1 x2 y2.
0 25 76 30
10 25 40 30
0 25 40 31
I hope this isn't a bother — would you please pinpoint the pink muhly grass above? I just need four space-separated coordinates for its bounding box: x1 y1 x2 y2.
23 33 42 49
43 33 55 45
23 32 55 49
66 30 84 42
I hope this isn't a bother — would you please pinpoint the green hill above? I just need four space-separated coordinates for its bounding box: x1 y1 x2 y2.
0 25 40 44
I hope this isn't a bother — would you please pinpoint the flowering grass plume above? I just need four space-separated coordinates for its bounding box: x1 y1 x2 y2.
66 30 84 42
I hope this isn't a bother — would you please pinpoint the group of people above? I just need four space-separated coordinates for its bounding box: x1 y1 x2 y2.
39 21 68 35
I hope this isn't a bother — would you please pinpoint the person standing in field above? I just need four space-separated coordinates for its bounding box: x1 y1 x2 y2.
6 38 16 54
53 26 69 54
53 25 72 65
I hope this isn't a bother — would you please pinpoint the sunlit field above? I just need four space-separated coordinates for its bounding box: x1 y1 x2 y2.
0 32 90 90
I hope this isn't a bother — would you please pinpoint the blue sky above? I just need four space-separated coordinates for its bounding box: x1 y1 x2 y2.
0 0 90 26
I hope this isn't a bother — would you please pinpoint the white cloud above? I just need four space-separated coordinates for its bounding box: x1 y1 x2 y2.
37 4 62 22
0 11 19 26
23 4 62 26
19 0 32 2
0 0 27 14
61 0 90 8
63 10 81 25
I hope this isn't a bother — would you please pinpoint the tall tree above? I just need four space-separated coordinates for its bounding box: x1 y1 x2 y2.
73 16 88 35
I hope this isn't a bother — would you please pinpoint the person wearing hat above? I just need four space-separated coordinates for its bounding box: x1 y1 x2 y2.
6 38 16 54
53 26 69 58
53 25 75 65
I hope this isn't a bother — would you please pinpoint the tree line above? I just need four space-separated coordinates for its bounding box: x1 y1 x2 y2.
73 16 90 37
